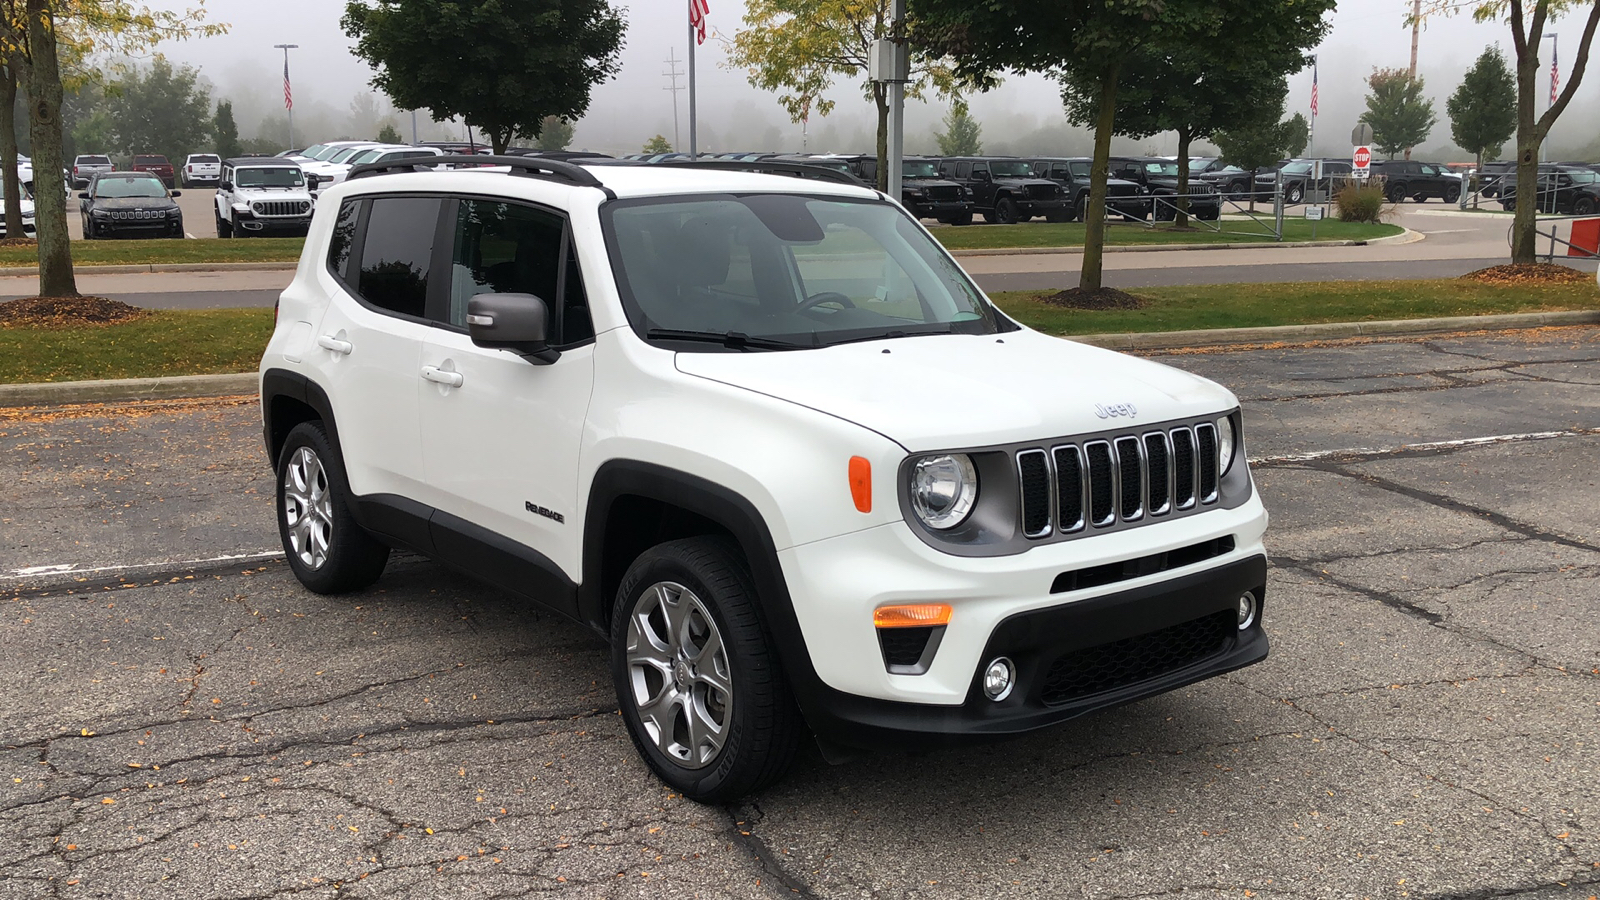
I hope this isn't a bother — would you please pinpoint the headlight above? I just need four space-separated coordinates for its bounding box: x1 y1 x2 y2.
1217 416 1237 475
909 454 978 530
168 208 182 217
91 209 110 217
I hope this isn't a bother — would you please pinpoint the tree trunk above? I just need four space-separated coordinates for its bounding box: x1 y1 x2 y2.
1510 44 1540 265
1079 64 1120 293
873 83 889 193
1174 128 1192 229
25 0 75 297
1 62 23 241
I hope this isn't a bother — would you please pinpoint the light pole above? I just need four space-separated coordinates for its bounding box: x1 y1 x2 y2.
274 44 299 151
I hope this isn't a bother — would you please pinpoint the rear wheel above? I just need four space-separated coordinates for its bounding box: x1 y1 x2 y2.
276 421 389 594
611 536 801 802
1575 197 1597 216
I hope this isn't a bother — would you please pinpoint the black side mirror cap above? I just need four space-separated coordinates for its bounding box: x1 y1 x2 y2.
219 181 231 191
170 190 182 197
466 293 560 365
77 192 89 199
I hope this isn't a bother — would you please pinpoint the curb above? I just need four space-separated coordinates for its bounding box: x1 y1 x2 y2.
0 261 297 278
1363 227 1425 245
1067 309 1600 351
0 373 257 408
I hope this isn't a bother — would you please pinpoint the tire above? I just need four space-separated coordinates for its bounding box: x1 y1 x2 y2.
950 211 973 226
1228 180 1250 201
1197 205 1221 222
1076 194 1091 222
216 215 232 239
1576 197 1597 216
610 536 801 803
276 421 389 594
1045 209 1072 223
1444 185 1461 203
989 195 1019 225
1386 182 1407 203
1286 184 1304 205
1503 197 1517 211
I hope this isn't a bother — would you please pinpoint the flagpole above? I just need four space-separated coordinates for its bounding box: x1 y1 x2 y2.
1308 56 1317 155
275 44 298 151
688 0 698 159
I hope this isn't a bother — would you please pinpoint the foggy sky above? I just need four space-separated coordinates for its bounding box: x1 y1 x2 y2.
140 0 1600 159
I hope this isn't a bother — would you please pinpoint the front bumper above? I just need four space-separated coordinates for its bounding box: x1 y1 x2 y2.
94 217 182 236
909 199 971 219
233 212 312 235
1016 198 1070 215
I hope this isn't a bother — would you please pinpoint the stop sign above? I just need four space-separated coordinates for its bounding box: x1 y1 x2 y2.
1353 146 1372 170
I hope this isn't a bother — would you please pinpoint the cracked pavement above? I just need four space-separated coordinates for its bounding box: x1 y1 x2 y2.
3 325 1600 899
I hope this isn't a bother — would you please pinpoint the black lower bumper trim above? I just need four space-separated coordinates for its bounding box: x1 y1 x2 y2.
796 554 1269 750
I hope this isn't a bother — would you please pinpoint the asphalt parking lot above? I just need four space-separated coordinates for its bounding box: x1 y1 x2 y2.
3 326 1599 899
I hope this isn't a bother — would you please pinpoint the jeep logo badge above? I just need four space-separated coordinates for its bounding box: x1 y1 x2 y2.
1094 403 1137 420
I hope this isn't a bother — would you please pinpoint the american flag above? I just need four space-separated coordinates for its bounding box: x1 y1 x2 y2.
689 0 709 46
283 58 293 110
1311 62 1318 118
1551 46 1559 103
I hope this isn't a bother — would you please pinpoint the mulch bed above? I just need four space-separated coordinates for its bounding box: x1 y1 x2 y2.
0 295 149 327
0 237 37 248
1462 264 1594 285
1038 287 1148 310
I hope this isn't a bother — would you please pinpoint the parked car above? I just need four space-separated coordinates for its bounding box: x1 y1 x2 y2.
1370 159 1462 203
215 158 314 237
301 144 384 187
70 154 113 189
1254 158 1353 205
0 180 36 238
259 157 1267 801
1475 161 1517 198
936 156 1070 223
182 153 222 188
132 154 176 187
78 171 183 239
314 145 445 190
1108 157 1222 220
1029 157 1148 221
1498 165 1600 214
821 154 974 225
1189 160 1260 199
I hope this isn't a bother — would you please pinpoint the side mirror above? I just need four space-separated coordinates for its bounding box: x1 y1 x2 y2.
170 190 182 197
466 293 559 365
77 192 90 199
974 170 991 182
219 181 231 191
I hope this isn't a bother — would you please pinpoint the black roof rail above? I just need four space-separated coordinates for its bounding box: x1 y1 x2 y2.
345 154 606 190
657 158 868 188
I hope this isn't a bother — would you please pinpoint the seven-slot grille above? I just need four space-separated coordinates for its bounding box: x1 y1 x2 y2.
1024 183 1061 200
1017 422 1222 539
924 184 962 201
251 200 312 217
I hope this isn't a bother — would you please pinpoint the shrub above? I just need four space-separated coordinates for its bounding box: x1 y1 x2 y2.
1335 180 1389 223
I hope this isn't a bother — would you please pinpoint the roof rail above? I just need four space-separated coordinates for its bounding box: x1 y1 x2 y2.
345 154 606 189
658 158 868 188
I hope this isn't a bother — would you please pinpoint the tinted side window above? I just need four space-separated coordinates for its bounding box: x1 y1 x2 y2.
358 196 441 318
1069 162 1090 178
328 199 360 281
954 163 970 178
448 199 591 345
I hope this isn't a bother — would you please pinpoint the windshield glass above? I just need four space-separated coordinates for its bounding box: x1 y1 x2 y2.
310 145 348 160
1564 169 1599 184
903 161 941 178
94 176 167 199
605 195 1010 348
329 148 369 164
79 156 110 165
348 149 386 165
1144 161 1181 177
988 161 1032 177
190 155 219 163
234 167 305 188
1281 162 1313 175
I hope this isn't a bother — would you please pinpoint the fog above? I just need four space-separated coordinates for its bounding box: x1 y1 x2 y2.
138 0 1600 160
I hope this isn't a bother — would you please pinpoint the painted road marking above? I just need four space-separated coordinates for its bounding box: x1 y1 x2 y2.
5 550 283 582
1252 427 1600 466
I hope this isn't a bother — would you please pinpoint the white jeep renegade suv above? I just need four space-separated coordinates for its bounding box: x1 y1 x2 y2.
258 156 1269 802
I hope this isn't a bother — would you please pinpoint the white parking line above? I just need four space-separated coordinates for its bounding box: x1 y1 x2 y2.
4 549 283 582
1252 427 1600 466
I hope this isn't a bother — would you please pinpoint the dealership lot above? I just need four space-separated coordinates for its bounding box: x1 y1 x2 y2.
2 327 1598 899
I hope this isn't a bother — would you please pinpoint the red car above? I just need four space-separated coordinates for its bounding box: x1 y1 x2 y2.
132 154 176 188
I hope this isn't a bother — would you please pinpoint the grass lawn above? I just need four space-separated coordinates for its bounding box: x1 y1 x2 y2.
0 238 305 268
992 279 1600 336
0 309 273 384
934 218 1402 251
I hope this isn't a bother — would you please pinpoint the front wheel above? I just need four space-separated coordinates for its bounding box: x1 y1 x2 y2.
1445 185 1462 204
611 536 801 802
1286 184 1304 205
216 215 232 239
1575 197 1597 216
1386 183 1407 203
1045 209 1072 223
276 421 389 594
989 196 1019 225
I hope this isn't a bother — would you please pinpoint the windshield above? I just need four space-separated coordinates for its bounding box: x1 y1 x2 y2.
310 145 349 161
348 149 386 165
605 195 1010 349
1144 161 1181 177
988 161 1032 178
1281 162 1313 175
903 161 941 178
234 167 305 188
94 176 167 199
1565 169 1599 184
328 148 369 164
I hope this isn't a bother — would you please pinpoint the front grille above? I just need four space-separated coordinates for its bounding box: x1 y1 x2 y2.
1107 183 1140 197
251 200 312 217
1025 183 1059 200
1038 609 1235 706
1014 420 1223 541
925 185 961 201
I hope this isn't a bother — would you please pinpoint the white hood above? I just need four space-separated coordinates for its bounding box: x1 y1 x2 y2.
675 328 1237 452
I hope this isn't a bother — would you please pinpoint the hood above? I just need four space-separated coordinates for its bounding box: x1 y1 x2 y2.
235 186 312 199
674 328 1236 451
93 197 177 210
994 177 1057 188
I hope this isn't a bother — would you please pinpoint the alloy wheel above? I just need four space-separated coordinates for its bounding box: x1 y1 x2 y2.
624 581 733 770
282 446 334 570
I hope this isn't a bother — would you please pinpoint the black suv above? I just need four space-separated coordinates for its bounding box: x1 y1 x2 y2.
1029 157 1148 221
78 171 184 239
1190 159 1261 199
829 155 974 224
1108 157 1222 221
1371 160 1463 203
1499 165 1600 214
936 157 1070 224
1255 159 1353 205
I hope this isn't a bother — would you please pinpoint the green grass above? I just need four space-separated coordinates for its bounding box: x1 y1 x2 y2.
0 238 305 268
0 309 274 383
934 218 1402 251
992 279 1599 336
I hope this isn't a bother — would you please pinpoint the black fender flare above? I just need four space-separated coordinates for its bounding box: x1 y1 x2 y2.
260 367 340 470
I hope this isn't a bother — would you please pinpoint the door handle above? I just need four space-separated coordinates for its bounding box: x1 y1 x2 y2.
421 366 464 388
317 335 353 355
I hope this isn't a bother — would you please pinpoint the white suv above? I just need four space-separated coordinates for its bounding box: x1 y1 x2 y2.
258 157 1269 801
215 158 315 238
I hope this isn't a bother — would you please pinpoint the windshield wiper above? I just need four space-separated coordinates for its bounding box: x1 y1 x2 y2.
646 328 814 351
817 325 959 347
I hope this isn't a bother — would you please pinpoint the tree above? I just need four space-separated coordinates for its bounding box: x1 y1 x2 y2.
934 103 981 155
1360 68 1437 159
342 0 625 155
376 120 402 143
726 0 983 192
105 56 211 165
534 115 574 150
642 134 671 154
1282 112 1310 158
212 99 240 159
1059 1 1329 227
1213 98 1295 211
1447 45 1517 173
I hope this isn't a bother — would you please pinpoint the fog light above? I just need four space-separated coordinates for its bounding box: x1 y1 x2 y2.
982 657 1015 701
1237 591 1258 630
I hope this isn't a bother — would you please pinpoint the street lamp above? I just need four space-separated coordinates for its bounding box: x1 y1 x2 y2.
274 44 299 152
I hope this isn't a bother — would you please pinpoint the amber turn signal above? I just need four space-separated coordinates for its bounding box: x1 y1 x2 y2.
849 456 872 513
874 603 952 629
